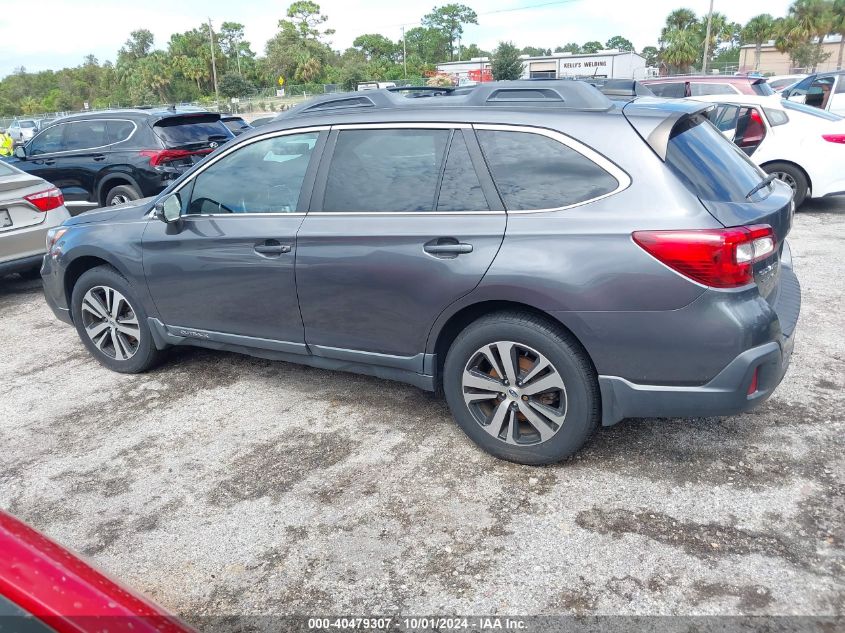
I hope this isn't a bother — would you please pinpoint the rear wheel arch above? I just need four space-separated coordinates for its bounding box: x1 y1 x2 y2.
96 173 142 206
760 160 812 201
430 300 598 394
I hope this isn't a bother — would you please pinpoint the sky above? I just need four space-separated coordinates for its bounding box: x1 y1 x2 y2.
0 0 795 78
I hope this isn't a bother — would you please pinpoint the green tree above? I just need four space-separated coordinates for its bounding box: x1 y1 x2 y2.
118 29 154 62
403 26 448 65
581 41 603 53
833 0 845 69
463 43 489 58
521 46 551 56
286 1 335 40
219 72 255 97
661 8 698 38
742 14 776 70
662 28 700 72
641 45 659 66
422 4 479 61
605 36 634 51
491 41 523 80
353 33 398 63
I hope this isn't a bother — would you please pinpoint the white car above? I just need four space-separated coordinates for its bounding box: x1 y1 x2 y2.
691 94 845 207
767 74 807 94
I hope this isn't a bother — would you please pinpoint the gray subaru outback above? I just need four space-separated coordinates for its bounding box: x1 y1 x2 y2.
41 81 800 465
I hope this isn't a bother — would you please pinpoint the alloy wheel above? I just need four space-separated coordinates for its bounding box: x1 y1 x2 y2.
772 171 797 192
110 194 130 205
461 341 568 446
80 285 141 360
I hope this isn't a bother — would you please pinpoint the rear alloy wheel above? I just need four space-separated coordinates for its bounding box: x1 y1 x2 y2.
444 312 599 465
764 162 809 208
105 184 141 206
71 266 162 373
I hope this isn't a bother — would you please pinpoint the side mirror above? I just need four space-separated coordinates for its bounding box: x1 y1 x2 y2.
14 146 26 159
154 193 182 223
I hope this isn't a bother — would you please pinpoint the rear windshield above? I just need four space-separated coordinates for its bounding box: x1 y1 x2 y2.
782 99 843 121
751 80 775 96
153 114 233 147
223 118 250 132
666 114 765 202
20 121 36 128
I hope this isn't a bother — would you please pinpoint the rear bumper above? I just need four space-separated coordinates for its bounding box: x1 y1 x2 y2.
0 253 43 276
598 264 801 426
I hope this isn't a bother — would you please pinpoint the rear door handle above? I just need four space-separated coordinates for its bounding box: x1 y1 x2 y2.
254 240 292 256
92 154 106 161
424 239 473 257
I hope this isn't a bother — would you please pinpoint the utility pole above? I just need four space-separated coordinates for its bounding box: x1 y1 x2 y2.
701 0 714 74
208 17 220 107
402 26 407 79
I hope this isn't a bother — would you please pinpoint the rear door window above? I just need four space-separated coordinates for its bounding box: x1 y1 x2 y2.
477 129 619 211
649 82 686 98
106 120 136 144
63 120 107 151
323 128 450 212
153 114 233 148
437 132 489 212
665 114 765 202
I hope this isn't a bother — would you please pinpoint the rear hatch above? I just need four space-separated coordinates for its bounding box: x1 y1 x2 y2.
150 113 234 170
623 99 794 305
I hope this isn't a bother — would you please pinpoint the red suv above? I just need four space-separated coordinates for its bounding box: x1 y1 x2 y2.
642 75 775 98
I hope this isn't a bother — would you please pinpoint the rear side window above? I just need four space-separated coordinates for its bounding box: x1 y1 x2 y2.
690 83 737 96
763 108 789 126
323 128 450 212
477 129 619 211
107 120 135 144
751 80 775 96
649 82 686 98
666 114 764 202
836 77 845 94
782 100 842 121
153 115 233 148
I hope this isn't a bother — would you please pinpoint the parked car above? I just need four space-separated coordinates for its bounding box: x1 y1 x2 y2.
693 94 845 207
767 74 807 94
6 119 39 145
781 70 845 116
0 159 70 277
41 82 800 465
7 108 234 213
641 75 775 98
0 509 194 633
220 113 253 136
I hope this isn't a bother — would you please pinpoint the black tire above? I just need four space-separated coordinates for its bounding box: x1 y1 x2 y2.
104 184 141 206
443 311 599 465
70 265 162 373
763 161 809 208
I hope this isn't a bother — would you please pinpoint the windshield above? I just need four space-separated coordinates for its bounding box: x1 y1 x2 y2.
20 121 36 128
665 114 766 202
752 80 775 96
782 99 843 121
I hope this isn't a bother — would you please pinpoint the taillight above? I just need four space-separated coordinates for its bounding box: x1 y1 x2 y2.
24 187 64 212
632 224 775 288
140 148 212 167
822 134 845 144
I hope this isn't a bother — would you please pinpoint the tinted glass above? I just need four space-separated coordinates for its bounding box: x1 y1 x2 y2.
649 82 686 98
63 120 107 151
769 78 798 91
836 77 845 94
751 80 775 96
107 120 136 144
782 100 843 121
323 129 450 212
187 132 319 214
28 124 65 155
20 121 36 128
763 107 789 126
478 129 619 210
666 114 765 202
708 104 740 132
153 115 233 147
690 83 737 96
437 132 489 211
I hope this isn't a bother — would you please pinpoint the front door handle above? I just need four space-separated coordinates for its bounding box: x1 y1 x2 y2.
254 240 292 256
424 238 473 257
42 159 56 166
92 154 106 161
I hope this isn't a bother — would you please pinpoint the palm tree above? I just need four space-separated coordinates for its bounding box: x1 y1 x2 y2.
790 0 836 45
663 28 701 72
664 8 698 34
833 0 844 69
742 14 776 70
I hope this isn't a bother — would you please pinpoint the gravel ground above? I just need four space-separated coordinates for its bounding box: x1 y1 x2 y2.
1 198 843 626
